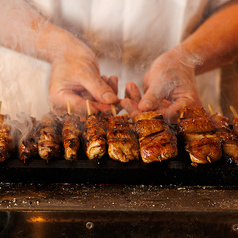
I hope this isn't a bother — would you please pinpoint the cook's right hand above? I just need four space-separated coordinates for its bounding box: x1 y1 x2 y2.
48 35 119 119
138 47 203 123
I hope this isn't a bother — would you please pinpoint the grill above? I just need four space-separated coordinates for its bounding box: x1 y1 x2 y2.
1 123 238 237
0 138 238 185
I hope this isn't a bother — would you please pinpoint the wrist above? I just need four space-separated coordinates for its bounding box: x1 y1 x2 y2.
171 45 203 72
35 23 77 62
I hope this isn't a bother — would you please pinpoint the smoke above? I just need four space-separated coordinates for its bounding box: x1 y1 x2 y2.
0 0 62 119
0 0 42 57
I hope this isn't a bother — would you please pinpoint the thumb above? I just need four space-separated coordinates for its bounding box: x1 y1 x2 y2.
82 74 119 104
138 87 163 111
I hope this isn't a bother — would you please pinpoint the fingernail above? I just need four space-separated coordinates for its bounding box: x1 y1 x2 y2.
141 100 154 110
102 92 117 102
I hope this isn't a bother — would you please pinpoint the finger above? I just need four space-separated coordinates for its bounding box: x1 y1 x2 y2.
125 82 142 104
81 73 119 104
50 92 97 120
120 98 142 119
138 86 161 111
90 101 118 115
80 74 115 101
80 90 95 101
101 75 109 82
108 75 118 95
101 75 118 95
49 90 113 120
157 97 202 123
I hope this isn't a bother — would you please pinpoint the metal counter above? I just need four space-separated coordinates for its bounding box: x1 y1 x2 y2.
0 183 238 237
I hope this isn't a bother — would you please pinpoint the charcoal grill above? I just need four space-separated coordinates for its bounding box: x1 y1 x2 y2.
1 126 238 237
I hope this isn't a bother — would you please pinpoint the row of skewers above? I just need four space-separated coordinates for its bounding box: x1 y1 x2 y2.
1 100 238 167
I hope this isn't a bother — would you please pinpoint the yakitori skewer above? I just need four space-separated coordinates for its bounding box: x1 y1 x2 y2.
83 100 107 160
0 102 14 162
61 100 81 160
177 106 222 166
18 103 38 163
37 109 62 163
135 111 177 163
104 103 139 163
208 104 238 164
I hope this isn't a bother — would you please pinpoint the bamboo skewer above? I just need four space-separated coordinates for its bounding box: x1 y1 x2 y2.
67 100 71 115
86 100 91 116
180 102 186 118
208 104 214 116
111 104 117 117
230 105 238 118
157 155 162 162
206 156 212 163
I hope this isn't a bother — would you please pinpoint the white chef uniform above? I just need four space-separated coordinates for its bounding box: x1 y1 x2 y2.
0 0 230 119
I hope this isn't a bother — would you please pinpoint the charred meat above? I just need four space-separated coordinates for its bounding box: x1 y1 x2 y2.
62 113 81 160
105 114 139 163
0 114 14 162
83 113 107 160
134 111 178 163
177 107 222 165
211 113 238 164
37 112 62 161
18 115 38 163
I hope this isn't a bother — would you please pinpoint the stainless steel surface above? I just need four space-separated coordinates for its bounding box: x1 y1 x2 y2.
0 183 238 237
0 183 238 211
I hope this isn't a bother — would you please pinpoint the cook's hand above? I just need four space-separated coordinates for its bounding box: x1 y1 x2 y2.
138 47 203 122
120 82 142 118
48 36 119 119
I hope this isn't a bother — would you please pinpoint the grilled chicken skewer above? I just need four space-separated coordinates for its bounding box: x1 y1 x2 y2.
62 101 82 160
177 106 222 166
17 114 38 163
83 100 107 160
210 111 238 164
37 111 62 161
230 106 238 137
134 111 178 163
217 105 238 164
105 111 139 163
0 113 14 162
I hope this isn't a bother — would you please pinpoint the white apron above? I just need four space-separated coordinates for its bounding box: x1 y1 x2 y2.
0 0 229 119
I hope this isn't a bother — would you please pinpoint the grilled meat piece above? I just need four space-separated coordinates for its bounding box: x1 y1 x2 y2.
136 118 164 138
134 111 163 122
135 112 177 163
18 116 38 162
177 106 222 165
211 113 238 163
84 113 107 160
185 137 222 164
210 113 230 132
37 112 62 161
139 130 178 163
233 117 238 137
0 114 14 162
177 117 215 135
106 115 139 163
179 106 208 119
62 113 81 160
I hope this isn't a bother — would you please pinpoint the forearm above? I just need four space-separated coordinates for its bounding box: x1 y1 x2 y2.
180 2 238 75
0 0 78 62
